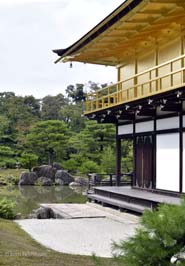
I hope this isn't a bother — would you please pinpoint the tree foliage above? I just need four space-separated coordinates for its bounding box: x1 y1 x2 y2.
20 152 38 171
0 198 16 219
66 84 85 103
0 83 133 173
25 120 69 164
113 201 185 266
100 146 116 174
41 94 68 120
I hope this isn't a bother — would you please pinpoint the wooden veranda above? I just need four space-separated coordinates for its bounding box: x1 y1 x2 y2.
87 186 181 214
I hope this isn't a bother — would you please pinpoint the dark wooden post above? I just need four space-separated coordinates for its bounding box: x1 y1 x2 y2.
116 135 121 186
109 174 113 186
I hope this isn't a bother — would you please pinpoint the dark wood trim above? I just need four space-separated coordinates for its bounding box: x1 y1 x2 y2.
116 110 185 195
156 128 180 135
180 112 183 193
116 124 121 186
133 120 136 187
156 114 179 120
153 117 157 189
118 121 134 126
134 131 154 137
119 129 180 137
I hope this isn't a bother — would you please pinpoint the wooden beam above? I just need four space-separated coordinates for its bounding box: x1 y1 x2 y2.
136 108 156 117
160 102 182 112
116 132 121 187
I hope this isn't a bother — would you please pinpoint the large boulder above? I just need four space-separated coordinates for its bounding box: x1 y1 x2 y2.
19 172 38 186
37 177 53 186
55 170 74 185
74 177 88 186
52 162 63 170
55 178 64 186
69 182 81 187
32 165 56 181
29 206 56 219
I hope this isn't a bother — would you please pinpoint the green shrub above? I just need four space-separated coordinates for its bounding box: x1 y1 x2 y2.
20 152 38 171
79 160 100 174
63 158 79 173
100 146 116 174
113 200 185 266
0 198 16 219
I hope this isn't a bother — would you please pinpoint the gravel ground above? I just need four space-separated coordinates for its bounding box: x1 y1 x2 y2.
16 204 139 258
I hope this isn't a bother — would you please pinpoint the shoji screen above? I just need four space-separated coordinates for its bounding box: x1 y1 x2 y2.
156 133 179 192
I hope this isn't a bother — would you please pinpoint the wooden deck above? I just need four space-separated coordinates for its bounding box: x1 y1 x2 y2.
87 186 181 214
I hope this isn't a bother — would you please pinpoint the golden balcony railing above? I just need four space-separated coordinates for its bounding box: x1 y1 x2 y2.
84 54 185 114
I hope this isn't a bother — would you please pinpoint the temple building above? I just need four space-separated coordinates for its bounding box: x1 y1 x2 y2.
53 0 185 211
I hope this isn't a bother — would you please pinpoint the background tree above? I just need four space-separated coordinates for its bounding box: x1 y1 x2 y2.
121 140 133 173
0 85 133 174
0 146 17 168
20 152 38 171
25 120 69 164
59 103 86 132
65 120 116 172
100 146 116 173
66 84 85 103
41 94 68 120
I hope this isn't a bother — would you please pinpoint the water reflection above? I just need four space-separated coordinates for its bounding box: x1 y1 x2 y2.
0 185 87 217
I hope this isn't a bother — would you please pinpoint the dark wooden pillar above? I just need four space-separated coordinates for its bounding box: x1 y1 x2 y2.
116 128 121 186
179 111 183 193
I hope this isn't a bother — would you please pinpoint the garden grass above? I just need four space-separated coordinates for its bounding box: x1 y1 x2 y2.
0 219 115 266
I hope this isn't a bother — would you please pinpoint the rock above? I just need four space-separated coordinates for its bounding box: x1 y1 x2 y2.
32 165 56 181
37 177 53 186
28 213 37 219
171 252 185 264
74 177 88 186
55 170 74 185
0 180 7 186
55 178 64 186
69 182 81 187
29 207 56 219
15 213 22 219
52 162 63 170
19 172 38 186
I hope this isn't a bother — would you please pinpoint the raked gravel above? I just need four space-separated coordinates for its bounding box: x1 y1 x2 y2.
16 203 139 258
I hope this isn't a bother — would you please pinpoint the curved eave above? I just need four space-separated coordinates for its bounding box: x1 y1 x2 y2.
53 0 140 65
53 0 185 66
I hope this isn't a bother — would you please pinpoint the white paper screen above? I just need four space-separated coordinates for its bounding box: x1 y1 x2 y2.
118 124 133 135
135 121 154 133
156 133 179 192
157 117 179 131
182 133 185 192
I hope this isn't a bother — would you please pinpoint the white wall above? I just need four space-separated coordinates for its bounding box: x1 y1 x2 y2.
135 121 154 133
156 133 179 192
118 124 133 135
182 133 185 193
157 117 179 131
183 115 185 127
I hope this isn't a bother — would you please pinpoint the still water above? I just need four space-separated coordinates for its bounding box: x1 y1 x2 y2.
0 185 87 217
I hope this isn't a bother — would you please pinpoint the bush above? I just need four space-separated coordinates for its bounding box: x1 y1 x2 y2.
62 158 79 173
79 160 100 174
0 198 16 219
113 200 185 266
100 146 116 173
20 152 38 171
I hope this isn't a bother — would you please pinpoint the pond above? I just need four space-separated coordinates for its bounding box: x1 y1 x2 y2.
0 185 87 218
